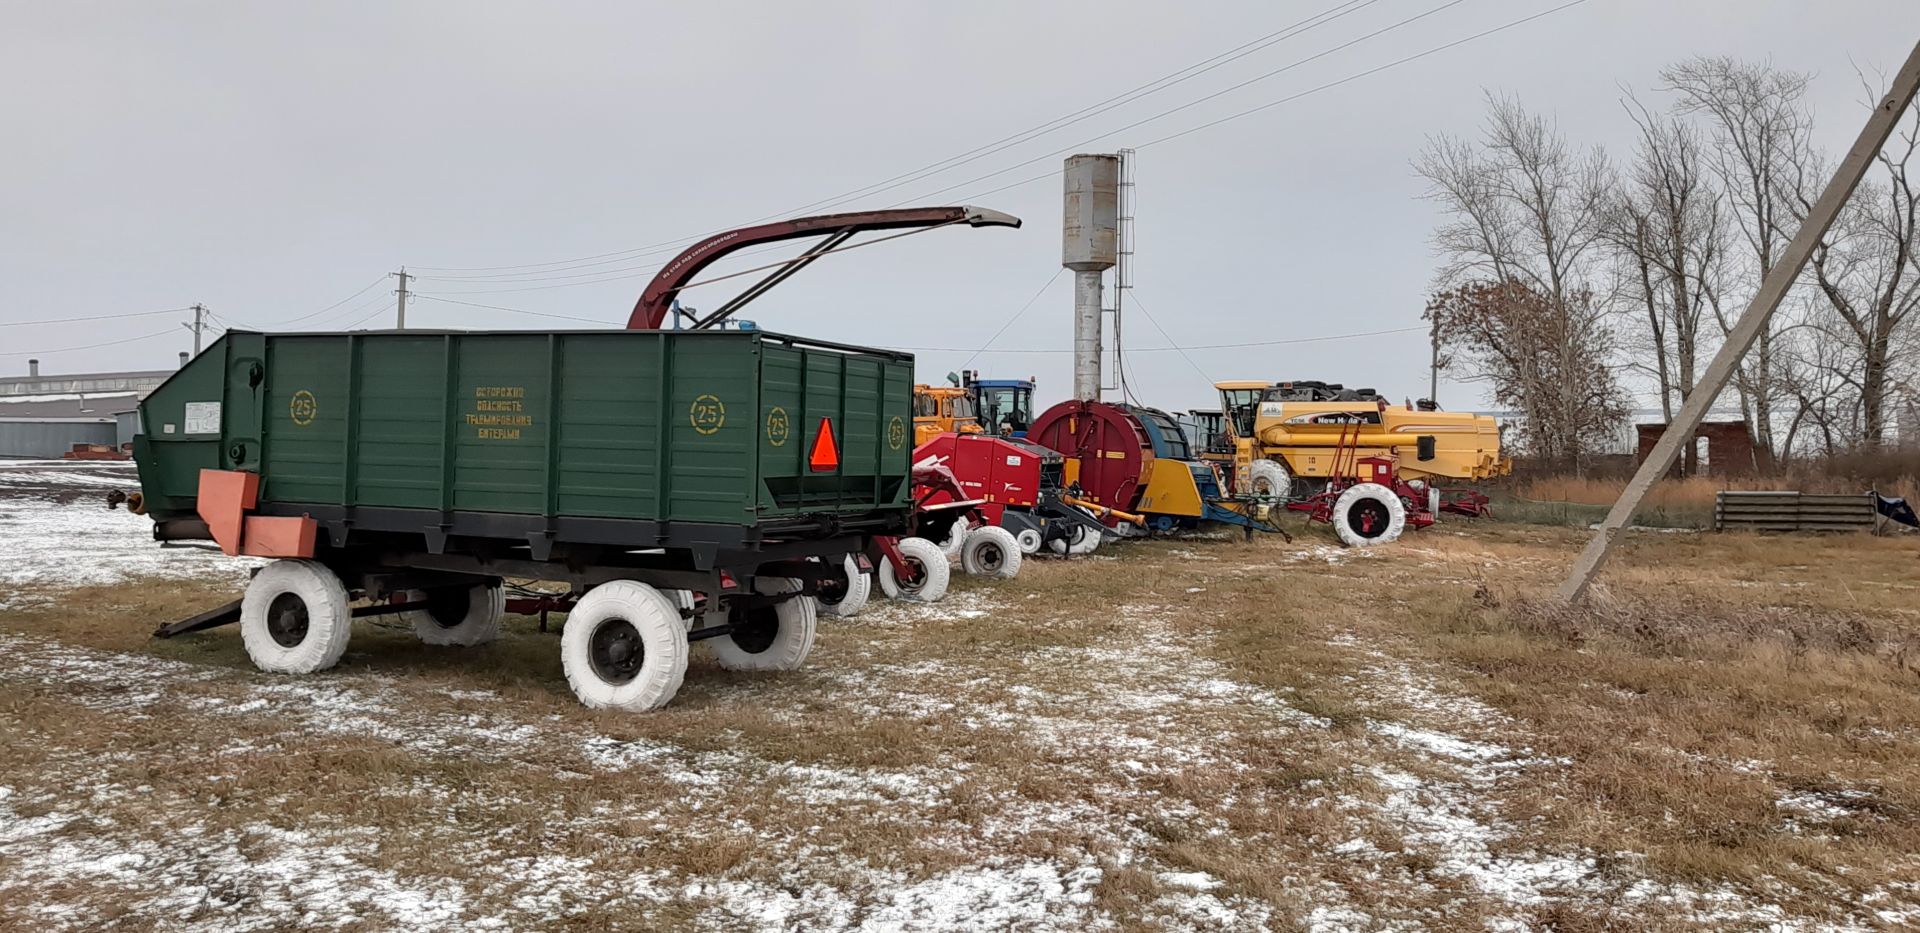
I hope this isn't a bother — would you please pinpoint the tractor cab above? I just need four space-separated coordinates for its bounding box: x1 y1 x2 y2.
1185 409 1229 458
913 384 984 446
962 371 1036 438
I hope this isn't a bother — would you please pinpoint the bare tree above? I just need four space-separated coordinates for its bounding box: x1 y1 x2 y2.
1662 57 1820 458
1426 279 1629 470
1774 313 1863 456
1416 94 1612 302
1806 94 1920 446
1417 94 1619 467
1602 95 1727 471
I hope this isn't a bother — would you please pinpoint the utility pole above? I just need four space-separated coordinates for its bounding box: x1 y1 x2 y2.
1558 39 1920 604
393 268 410 330
183 303 207 356
1428 314 1440 406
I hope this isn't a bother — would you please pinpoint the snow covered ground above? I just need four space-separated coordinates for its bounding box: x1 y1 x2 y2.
0 463 1912 930
0 461 253 607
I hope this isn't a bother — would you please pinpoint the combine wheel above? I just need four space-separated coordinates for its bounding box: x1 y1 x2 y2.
1249 459 1292 500
814 555 870 618
709 577 817 672
404 581 505 646
1332 482 1407 547
240 559 353 675
1014 528 1043 555
560 580 689 711
960 526 1022 579
878 537 950 603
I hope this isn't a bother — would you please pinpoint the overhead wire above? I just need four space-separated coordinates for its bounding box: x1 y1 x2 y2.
405 0 1380 278
713 0 1389 224
411 294 620 325
1118 291 1214 385
0 306 193 328
338 302 399 330
883 323 1428 353
880 0 1472 208
0 328 182 358
962 268 1068 370
412 217 973 297
1133 0 1592 150
232 274 392 328
364 0 1592 318
409 0 1505 298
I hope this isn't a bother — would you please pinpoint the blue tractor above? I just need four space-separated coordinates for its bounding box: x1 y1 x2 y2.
961 371 1036 439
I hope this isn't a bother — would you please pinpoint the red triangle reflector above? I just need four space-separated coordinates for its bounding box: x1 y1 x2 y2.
809 417 840 472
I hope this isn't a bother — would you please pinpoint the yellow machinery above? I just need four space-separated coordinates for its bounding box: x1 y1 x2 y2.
1214 380 1508 497
913 384 985 446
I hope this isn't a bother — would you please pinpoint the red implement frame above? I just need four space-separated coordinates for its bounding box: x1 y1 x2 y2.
626 206 1021 330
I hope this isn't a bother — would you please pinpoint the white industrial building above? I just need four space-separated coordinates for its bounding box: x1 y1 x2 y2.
0 356 182 458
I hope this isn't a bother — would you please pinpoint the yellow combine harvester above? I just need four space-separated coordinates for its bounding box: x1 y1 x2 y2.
1211 380 1508 498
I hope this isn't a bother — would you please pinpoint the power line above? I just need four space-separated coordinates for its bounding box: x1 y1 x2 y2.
0 328 180 358
236 275 392 328
413 217 975 298
406 1 1378 278
417 0 1491 297
883 0 1475 207
721 0 1389 224
963 268 1068 370
886 323 1428 353
1121 291 1213 385
400 0 1590 302
410 294 620 325
339 302 399 330
0 306 193 328
1136 0 1593 150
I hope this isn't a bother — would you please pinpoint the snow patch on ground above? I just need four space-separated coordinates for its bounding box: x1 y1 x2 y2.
0 467 254 607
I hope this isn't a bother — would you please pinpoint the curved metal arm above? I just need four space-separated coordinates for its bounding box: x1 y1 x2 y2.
625 206 1021 329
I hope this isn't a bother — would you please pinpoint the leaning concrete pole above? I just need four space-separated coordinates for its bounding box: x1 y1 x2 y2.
1558 39 1920 603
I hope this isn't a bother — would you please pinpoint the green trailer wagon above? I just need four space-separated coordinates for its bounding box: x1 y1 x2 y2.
133 327 918 709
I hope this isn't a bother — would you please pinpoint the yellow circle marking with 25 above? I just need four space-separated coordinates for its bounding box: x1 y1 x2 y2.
766 406 790 446
690 394 726 435
289 390 318 427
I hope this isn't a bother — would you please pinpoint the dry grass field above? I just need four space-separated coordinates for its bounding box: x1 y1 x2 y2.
2 461 1918 930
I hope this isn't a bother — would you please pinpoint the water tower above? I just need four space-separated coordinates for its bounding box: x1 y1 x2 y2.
1062 154 1119 401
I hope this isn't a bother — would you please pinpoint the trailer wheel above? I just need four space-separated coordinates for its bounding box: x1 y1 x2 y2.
404 581 505 646
665 589 699 630
1332 482 1407 547
936 522 968 560
240 560 352 675
560 581 688 711
961 526 1022 579
709 577 816 672
878 537 949 602
1048 521 1102 556
814 555 870 618
1249 459 1293 500
1014 528 1043 555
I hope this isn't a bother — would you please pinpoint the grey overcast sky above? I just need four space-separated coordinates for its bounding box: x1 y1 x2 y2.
2 1 1914 412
